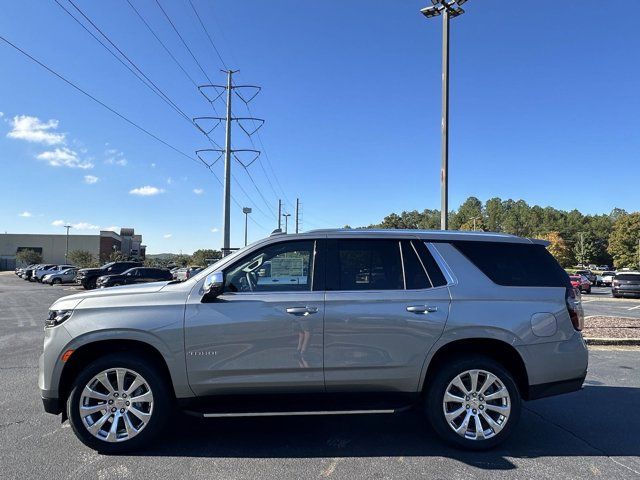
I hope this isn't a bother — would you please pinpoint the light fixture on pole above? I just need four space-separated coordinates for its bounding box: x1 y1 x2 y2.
282 213 291 234
64 224 72 263
420 0 467 230
242 207 252 246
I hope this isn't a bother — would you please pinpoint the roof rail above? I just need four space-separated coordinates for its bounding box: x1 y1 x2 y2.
270 228 284 236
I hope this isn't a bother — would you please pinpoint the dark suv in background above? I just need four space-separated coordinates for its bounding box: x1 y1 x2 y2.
76 261 142 289
96 267 172 288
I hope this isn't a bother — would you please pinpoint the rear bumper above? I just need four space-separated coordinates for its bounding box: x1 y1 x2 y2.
527 374 586 400
612 287 640 297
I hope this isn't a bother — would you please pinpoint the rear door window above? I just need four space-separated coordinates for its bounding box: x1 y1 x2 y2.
401 241 431 289
326 239 403 291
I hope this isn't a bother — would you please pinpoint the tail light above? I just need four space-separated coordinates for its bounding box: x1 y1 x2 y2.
565 287 584 331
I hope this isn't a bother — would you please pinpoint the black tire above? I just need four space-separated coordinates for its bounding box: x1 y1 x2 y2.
585 286 591 294
425 355 521 450
53 278 62 285
67 352 172 454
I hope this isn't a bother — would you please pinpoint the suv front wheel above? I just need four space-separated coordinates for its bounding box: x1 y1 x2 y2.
425 356 521 450
67 353 171 453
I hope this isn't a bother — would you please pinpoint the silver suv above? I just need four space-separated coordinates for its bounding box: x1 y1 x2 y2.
39 230 587 453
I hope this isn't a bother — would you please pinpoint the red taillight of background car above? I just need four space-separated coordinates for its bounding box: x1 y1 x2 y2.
565 287 584 331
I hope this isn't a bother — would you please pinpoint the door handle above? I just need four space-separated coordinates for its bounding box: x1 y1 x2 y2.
286 306 318 316
406 305 438 314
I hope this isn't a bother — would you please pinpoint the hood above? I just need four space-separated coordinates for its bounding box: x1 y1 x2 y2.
99 273 125 281
78 267 102 274
51 281 172 309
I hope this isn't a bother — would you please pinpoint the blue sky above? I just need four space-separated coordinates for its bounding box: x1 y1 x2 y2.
1 0 638 254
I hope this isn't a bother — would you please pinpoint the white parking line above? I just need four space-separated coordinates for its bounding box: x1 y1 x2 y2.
628 305 640 311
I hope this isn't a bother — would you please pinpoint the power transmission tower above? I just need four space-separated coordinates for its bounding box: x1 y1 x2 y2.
194 70 264 255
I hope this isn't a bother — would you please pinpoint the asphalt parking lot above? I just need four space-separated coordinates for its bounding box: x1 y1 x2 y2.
1 273 639 479
582 286 640 319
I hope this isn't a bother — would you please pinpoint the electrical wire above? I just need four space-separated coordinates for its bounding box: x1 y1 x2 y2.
154 0 214 84
187 0 228 70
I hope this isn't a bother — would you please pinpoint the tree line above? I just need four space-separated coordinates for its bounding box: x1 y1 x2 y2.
360 196 640 268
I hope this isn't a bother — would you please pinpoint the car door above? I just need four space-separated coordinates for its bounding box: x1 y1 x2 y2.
323 238 450 393
184 238 325 396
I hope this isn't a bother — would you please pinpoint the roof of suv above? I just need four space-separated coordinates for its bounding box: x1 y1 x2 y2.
283 229 540 244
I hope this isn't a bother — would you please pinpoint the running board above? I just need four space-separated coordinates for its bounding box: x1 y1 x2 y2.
199 409 396 418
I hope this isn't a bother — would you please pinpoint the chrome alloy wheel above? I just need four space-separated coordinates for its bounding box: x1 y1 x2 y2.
79 368 154 443
442 369 511 441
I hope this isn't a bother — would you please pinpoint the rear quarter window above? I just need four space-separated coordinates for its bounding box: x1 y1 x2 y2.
452 241 570 287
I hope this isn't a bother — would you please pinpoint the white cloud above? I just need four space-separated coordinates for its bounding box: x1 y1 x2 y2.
7 115 65 145
105 226 120 232
211 228 219 233
72 222 100 231
151 163 156 168
193 188 204 195
19 211 33 217
0 112 4 117
105 148 127 166
37 147 93 169
51 219 100 230
129 185 164 196
163 234 173 239
166 177 173 185
84 175 99 184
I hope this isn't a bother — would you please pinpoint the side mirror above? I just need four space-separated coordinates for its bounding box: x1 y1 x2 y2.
202 271 224 303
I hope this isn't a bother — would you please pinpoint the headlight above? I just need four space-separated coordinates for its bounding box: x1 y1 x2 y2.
45 310 73 328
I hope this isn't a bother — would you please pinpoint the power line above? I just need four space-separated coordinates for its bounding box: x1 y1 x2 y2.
154 0 213 84
54 0 192 123
0 33 199 166
187 0 228 70
125 0 199 88
0 32 262 227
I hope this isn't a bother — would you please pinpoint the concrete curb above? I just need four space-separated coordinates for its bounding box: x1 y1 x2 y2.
585 338 640 346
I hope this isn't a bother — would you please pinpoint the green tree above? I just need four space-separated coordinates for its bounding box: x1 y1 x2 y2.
608 213 640 269
15 249 42 265
191 249 222 266
68 250 98 268
541 231 573 267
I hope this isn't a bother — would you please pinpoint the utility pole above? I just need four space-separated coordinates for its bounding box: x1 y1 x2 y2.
277 199 282 230
243 207 252 246
64 224 72 263
421 1 467 231
283 213 291 234
221 69 237 256
295 198 300 234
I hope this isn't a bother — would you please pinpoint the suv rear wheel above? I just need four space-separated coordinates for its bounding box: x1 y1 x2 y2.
425 356 521 450
67 353 171 453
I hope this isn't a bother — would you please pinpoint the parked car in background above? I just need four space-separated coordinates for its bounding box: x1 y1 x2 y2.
40 230 587 453
170 266 181 279
23 264 42 281
598 265 610 271
35 264 75 282
32 264 57 282
76 261 142 289
596 271 616 287
612 272 640 298
174 265 203 281
96 267 172 288
575 269 596 285
569 275 591 294
43 268 77 285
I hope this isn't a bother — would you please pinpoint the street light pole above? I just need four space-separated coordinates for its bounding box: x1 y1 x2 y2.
421 0 467 231
64 224 72 263
243 207 252 246
282 213 291 234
